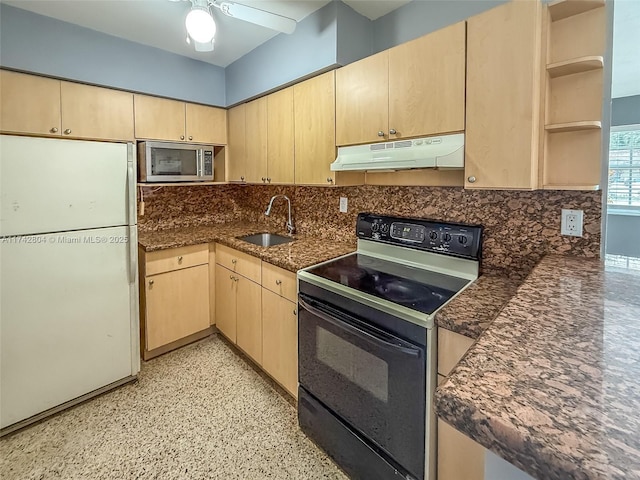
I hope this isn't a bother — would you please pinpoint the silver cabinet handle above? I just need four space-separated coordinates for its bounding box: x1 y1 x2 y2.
389 129 397 135
262 177 266 183
241 176 245 182
377 131 385 137
189 136 193 141
467 176 477 183
50 127 58 133
267 177 271 183
64 129 71 135
149 279 154 286
229 275 234 280
177 256 183 263
231 259 237 264
234 277 239 282
293 310 297 316
275 279 282 285
326 177 333 184
180 135 185 140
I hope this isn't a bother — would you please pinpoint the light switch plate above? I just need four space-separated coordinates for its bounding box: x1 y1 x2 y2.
561 209 583 237
339 197 348 213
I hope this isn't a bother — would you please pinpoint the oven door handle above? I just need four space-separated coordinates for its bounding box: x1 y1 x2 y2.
299 297 421 358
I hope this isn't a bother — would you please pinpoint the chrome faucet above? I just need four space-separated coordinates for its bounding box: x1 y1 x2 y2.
265 195 295 235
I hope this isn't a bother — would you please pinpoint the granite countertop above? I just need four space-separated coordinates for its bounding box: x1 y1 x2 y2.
435 274 521 339
435 255 640 480
138 222 356 272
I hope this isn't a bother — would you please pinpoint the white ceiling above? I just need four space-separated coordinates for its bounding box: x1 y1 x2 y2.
2 0 409 67
3 0 637 98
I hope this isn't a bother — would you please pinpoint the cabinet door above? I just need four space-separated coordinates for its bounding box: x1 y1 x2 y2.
0 70 61 136
134 94 186 141
145 265 210 351
227 104 246 182
215 264 237 342
267 87 295 184
209 244 216 326
244 97 268 183
438 419 485 480
465 1 542 189
186 103 227 145
61 82 134 141
262 290 298 397
336 51 389 146
389 22 465 139
294 71 337 185
236 276 262 364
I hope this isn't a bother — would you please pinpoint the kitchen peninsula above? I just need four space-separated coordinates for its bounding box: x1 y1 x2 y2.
436 255 640 480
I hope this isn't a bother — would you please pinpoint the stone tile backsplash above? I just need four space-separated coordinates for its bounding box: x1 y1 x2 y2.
138 184 601 280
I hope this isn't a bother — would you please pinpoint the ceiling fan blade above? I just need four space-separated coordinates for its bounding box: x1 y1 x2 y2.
214 1 297 34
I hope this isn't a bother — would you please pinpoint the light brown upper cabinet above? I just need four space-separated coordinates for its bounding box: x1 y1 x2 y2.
244 96 268 183
60 82 134 141
267 87 295 184
336 51 389 146
134 94 227 145
228 90 295 185
1 70 134 141
294 71 363 186
1 70 61 137
227 104 247 182
336 22 466 146
465 1 543 189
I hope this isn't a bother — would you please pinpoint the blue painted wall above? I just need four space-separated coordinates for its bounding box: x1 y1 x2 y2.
0 3 226 106
372 0 507 53
225 1 339 106
612 95 640 126
336 1 373 66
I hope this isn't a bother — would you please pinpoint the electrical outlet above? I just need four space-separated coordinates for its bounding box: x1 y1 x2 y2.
339 197 348 213
561 209 583 237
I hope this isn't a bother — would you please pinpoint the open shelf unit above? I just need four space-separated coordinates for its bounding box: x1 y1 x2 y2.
541 0 606 190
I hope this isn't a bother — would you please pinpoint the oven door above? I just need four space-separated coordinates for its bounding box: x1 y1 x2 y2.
298 292 426 479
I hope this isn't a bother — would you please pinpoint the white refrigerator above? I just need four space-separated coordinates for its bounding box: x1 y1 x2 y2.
0 135 139 434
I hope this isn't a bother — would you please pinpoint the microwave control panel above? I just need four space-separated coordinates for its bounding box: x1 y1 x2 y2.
204 150 213 176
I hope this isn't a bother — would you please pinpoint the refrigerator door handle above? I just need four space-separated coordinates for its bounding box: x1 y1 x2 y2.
127 226 138 286
127 143 137 227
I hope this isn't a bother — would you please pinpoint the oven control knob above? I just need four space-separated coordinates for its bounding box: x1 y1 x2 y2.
458 235 468 245
429 231 438 240
443 233 452 242
371 223 380 232
380 223 389 233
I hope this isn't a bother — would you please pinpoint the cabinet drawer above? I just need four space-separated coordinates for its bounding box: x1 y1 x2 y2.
438 329 475 377
145 244 208 276
262 262 297 302
216 243 261 283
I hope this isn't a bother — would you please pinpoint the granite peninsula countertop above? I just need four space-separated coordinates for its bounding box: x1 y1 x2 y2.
435 274 521 339
138 223 356 272
435 255 640 480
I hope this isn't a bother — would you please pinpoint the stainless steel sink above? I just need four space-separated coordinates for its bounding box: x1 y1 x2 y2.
238 233 294 247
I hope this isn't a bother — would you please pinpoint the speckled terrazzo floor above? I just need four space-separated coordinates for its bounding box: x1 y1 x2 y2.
0 335 347 480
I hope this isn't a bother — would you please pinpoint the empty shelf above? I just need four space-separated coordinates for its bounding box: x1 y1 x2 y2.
547 56 604 77
548 0 605 21
545 121 602 133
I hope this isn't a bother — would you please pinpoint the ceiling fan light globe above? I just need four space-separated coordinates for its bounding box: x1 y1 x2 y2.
185 7 216 43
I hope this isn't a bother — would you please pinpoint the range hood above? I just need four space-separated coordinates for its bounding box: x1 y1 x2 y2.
331 133 464 172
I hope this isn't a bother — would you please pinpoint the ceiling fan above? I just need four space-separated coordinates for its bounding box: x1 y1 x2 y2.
173 0 297 52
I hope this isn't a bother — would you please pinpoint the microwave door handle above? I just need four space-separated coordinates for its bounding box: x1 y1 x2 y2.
196 150 203 178
298 297 421 358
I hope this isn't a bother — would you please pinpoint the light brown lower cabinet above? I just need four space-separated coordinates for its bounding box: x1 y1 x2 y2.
262 288 298 397
437 328 486 479
139 244 211 360
215 261 263 363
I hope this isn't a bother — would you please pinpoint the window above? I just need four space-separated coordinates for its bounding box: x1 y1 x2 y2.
608 125 640 210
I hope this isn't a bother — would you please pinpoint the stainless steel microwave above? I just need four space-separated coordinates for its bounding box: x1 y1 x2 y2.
138 141 214 182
